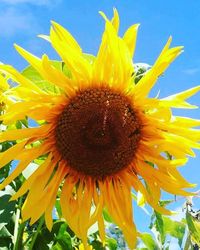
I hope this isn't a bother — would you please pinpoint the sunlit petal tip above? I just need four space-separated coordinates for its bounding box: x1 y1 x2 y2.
98 11 108 22
51 20 64 33
13 43 21 51
190 183 197 188
177 46 184 54
38 34 51 42
112 7 118 14
50 20 58 27
42 54 48 61
50 21 59 33
111 8 120 32
14 44 29 58
136 23 141 29
165 35 173 49
112 7 119 21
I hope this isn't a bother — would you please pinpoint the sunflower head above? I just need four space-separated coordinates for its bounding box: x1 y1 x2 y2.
0 9 200 250
55 86 142 178
0 73 10 112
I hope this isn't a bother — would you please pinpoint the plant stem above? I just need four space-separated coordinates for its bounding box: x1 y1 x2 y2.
14 221 26 250
13 197 25 250
184 233 191 250
13 206 21 245
29 216 44 250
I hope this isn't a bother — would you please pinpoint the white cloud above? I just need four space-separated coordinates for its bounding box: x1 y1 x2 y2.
0 8 38 37
183 67 200 75
1 0 60 6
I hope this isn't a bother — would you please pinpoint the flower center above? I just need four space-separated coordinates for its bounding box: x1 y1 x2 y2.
55 87 141 178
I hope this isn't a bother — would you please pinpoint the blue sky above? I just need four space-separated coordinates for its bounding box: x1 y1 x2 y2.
1 0 200 241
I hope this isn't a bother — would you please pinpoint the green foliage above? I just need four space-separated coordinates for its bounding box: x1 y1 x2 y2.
21 54 95 95
106 238 117 250
163 217 185 247
103 208 113 223
0 185 16 250
133 63 151 84
186 210 200 246
32 221 73 250
139 233 159 250
22 62 62 94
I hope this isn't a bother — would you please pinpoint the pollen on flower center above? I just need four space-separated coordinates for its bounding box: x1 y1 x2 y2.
55 87 141 178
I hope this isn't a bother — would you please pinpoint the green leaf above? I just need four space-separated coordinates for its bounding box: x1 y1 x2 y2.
186 211 200 246
0 141 13 152
55 223 72 250
139 233 159 250
32 235 50 250
184 233 192 250
0 192 16 229
22 62 61 94
0 162 10 181
32 220 72 250
159 200 174 207
51 242 63 250
90 240 104 250
106 238 117 250
133 63 151 84
0 142 14 181
103 209 113 223
0 226 12 238
154 212 165 244
60 61 72 78
21 55 94 94
15 119 28 129
163 217 185 247
0 238 13 250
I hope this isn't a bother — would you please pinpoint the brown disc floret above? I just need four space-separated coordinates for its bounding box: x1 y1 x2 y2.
55 87 141 178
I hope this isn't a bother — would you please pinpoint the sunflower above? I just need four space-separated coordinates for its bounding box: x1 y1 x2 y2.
0 9 200 249
0 73 11 112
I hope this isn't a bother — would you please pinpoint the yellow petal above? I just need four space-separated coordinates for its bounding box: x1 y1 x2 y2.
42 54 76 94
123 23 140 58
0 124 51 143
38 34 51 42
1 100 55 124
111 8 120 33
0 141 26 168
0 73 9 92
14 45 74 94
44 165 66 230
24 163 66 225
100 178 137 249
10 153 52 200
50 21 82 53
129 172 171 215
161 85 200 102
0 64 44 94
0 145 48 190
93 14 133 89
50 23 91 84
134 37 183 98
